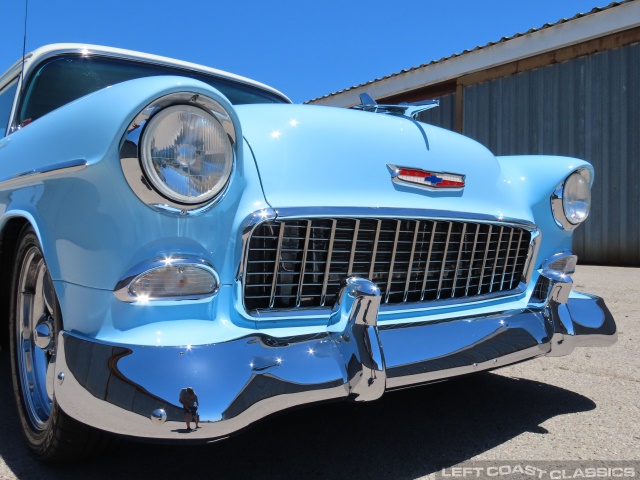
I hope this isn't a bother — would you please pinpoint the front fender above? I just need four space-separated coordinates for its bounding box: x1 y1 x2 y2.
0 76 266 297
496 155 593 263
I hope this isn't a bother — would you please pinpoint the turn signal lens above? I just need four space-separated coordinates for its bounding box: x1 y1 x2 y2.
547 255 577 275
129 265 218 299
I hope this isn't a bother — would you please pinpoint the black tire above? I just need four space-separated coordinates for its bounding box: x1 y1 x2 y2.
9 225 110 462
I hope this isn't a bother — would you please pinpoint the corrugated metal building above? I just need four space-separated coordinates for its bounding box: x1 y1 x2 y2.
309 1 640 266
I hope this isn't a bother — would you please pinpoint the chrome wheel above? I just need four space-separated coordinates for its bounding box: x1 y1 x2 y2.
15 244 57 431
10 226 109 462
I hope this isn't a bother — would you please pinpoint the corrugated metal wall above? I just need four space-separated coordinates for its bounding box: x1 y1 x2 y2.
458 42 640 265
417 92 456 131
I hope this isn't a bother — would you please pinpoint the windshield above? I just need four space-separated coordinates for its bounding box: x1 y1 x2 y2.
18 54 288 127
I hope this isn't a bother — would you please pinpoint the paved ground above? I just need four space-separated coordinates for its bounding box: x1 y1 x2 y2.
0 266 637 479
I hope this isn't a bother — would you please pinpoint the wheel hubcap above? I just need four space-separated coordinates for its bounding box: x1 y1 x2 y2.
16 246 57 431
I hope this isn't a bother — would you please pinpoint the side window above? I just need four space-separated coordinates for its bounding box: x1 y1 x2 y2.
0 78 19 137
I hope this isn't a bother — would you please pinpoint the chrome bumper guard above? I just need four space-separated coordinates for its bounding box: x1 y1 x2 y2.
54 277 617 441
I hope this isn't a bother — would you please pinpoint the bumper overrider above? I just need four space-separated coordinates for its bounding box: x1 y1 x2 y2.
54 277 616 441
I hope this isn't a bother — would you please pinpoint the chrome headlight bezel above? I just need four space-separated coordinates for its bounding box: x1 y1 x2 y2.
120 92 237 215
551 168 592 231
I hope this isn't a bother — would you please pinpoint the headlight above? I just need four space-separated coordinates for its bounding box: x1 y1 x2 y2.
140 104 233 205
120 91 238 215
551 169 591 230
563 171 591 224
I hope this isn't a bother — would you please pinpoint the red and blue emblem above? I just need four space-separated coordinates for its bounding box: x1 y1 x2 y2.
387 164 465 190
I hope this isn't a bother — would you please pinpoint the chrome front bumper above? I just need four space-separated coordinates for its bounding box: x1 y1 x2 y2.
54 279 617 441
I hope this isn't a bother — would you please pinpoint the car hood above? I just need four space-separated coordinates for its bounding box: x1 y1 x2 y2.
235 104 529 220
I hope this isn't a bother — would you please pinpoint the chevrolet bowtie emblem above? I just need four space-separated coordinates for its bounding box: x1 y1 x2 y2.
387 164 465 190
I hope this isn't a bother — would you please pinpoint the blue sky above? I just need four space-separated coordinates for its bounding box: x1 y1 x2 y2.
0 0 617 103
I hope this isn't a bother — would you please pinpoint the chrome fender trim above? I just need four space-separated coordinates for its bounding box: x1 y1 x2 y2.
0 159 88 190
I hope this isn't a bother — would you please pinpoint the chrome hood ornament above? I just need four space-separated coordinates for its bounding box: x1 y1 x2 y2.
351 92 439 119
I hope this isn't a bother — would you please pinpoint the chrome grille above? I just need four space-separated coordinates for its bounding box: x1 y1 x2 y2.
244 218 532 311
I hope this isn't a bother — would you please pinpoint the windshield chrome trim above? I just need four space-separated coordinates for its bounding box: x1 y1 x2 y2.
0 75 20 137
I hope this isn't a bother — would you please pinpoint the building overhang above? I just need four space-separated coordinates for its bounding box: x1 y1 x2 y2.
309 1 640 107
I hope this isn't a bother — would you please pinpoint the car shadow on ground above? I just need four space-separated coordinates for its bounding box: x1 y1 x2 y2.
0 353 596 480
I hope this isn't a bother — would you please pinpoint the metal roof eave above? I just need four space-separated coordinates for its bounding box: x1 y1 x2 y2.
309 0 640 107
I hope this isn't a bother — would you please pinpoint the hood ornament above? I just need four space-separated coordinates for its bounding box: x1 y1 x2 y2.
352 93 439 120
387 164 465 191
352 92 436 151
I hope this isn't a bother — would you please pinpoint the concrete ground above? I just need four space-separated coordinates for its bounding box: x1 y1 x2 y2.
0 265 637 479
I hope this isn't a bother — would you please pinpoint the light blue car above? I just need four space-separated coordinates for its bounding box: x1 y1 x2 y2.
0 44 617 462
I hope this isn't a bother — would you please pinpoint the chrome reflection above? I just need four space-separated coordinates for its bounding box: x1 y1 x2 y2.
545 296 617 357
151 408 167 425
328 278 385 401
53 295 615 441
530 251 578 306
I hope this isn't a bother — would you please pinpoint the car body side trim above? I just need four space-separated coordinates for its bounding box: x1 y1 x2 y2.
0 159 88 190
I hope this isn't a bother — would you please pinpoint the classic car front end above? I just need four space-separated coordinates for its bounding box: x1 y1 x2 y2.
0 44 616 460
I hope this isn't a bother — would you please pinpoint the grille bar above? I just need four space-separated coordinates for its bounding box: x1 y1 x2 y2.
385 220 401 304
369 220 382 280
420 221 437 301
509 230 524 287
478 225 493 295
451 223 467 298
490 226 505 293
347 220 360 277
403 221 420 302
245 217 533 311
295 220 312 307
320 220 337 306
465 224 481 296
269 222 286 308
436 223 453 300
500 229 514 291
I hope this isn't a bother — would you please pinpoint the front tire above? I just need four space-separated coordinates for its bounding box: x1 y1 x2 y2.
9 226 109 462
